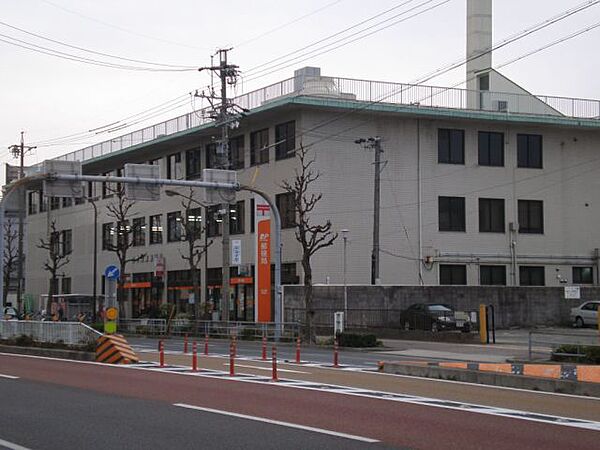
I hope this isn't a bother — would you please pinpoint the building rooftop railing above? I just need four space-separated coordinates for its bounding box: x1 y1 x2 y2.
53 75 600 164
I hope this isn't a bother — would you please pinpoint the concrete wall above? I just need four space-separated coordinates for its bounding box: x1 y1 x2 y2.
283 285 600 329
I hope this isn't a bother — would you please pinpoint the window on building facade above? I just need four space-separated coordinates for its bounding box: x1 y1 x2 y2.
518 200 544 234
480 265 506 285
438 129 465 164
479 198 505 233
186 148 202 179
205 143 218 170
50 196 60 210
276 193 296 229
517 134 543 168
167 153 183 180
186 207 203 236
281 262 299 284
573 267 593 284
61 230 72 256
250 128 269 166
149 214 163 245
74 195 85 205
148 157 161 166
50 231 60 257
439 265 467 285
520 266 545 286
62 197 73 208
61 277 72 295
28 191 38 215
207 205 222 238
116 220 130 249
438 196 465 232
478 131 504 166
275 121 296 160
132 217 146 247
229 135 245 170
102 223 114 250
230 200 245 235
167 212 183 242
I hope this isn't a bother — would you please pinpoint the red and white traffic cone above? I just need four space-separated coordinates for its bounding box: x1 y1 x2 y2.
333 339 339 368
295 336 301 364
204 334 209 356
229 340 235 377
192 341 198 372
271 345 278 382
261 336 267 361
159 340 165 367
184 333 189 354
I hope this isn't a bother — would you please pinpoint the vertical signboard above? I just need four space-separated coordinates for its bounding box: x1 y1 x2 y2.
231 239 242 266
255 195 271 322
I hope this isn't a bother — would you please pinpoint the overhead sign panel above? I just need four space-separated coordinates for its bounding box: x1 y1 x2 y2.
203 169 237 204
42 160 84 198
124 164 160 201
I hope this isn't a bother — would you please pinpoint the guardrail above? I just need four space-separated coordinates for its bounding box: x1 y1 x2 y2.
0 320 102 346
528 329 600 361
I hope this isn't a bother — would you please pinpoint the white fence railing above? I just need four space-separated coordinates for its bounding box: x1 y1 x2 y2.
0 321 102 346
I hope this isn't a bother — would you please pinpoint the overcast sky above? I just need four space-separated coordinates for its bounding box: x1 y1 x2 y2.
1 0 599 178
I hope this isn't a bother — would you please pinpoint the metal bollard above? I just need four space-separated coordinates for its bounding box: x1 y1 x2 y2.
333 339 339 368
271 345 278 382
204 334 209 356
192 341 198 372
159 340 165 367
229 341 235 377
184 333 188 354
261 336 267 361
295 336 301 364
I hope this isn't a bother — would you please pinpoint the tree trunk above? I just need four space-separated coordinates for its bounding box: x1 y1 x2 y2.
46 275 55 317
191 268 200 320
302 256 315 343
3 269 9 306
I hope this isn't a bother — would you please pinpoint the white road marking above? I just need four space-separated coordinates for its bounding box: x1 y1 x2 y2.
0 437 31 450
173 403 379 443
0 374 19 380
224 363 309 374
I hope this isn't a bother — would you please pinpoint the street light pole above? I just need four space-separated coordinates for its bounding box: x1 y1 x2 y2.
341 229 349 316
88 196 99 321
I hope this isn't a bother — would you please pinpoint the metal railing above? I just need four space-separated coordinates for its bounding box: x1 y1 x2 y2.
528 329 600 361
0 320 102 346
117 318 302 340
44 75 599 168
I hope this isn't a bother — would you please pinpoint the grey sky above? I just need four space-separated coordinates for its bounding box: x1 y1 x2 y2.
1 0 598 175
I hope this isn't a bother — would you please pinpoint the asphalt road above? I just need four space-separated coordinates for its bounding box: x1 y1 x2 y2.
2 354 600 449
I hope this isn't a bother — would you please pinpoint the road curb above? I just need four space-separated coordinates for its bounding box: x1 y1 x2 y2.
0 344 95 362
380 361 600 397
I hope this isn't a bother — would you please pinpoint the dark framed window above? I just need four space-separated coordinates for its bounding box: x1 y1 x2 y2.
205 143 218 170
573 267 593 284
517 134 543 168
149 214 163 245
440 265 467 285
61 230 72 256
518 200 544 234
167 212 183 242
62 197 73 208
148 157 161 166
281 262 299 284
102 171 115 198
480 265 506 285
102 223 114 250
520 266 545 286
167 153 183 180
276 192 296 229
207 205 222 238
275 121 295 160
478 131 504 167
229 135 245 170
132 217 146 247
250 129 269 166
28 192 38 215
116 220 129 249
438 196 465 232
185 207 203 237
61 277 72 295
250 198 255 233
74 196 85 205
479 198 505 233
50 197 60 210
438 129 464 164
186 148 202 179
230 200 245 235
39 190 47 213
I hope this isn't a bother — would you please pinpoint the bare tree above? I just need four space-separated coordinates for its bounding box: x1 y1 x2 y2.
176 188 213 318
38 220 70 314
281 144 338 342
3 219 18 307
104 186 146 313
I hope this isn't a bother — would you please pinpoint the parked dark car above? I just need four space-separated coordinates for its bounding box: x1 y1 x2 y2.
400 303 471 332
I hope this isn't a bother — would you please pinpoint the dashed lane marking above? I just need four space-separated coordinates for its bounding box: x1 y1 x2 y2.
0 437 31 450
0 374 19 380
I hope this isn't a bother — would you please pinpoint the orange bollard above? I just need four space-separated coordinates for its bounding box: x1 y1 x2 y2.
184 333 188 354
229 341 235 377
159 340 165 367
204 334 209 356
261 336 267 361
271 345 278 382
295 336 301 364
333 339 339 368
192 341 198 372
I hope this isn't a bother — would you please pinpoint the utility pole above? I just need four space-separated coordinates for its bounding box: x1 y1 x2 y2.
198 49 240 322
354 137 383 285
8 132 36 312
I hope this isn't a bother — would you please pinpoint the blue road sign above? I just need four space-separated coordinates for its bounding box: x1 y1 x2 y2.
104 265 120 280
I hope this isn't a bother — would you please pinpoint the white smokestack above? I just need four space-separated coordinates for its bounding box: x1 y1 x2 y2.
466 0 492 92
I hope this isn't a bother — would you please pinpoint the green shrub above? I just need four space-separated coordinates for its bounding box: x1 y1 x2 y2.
91 322 104 333
15 334 34 346
552 344 600 364
336 332 379 348
239 328 257 341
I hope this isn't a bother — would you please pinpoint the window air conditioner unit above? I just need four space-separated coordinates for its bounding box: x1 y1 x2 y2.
493 100 509 112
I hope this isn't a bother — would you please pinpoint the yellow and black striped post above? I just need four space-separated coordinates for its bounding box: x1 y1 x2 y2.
96 334 138 364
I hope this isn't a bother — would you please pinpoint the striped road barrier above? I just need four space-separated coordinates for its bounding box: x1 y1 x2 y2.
96 334 139 364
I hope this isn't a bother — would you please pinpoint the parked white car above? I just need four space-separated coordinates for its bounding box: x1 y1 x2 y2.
571 301 599 328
